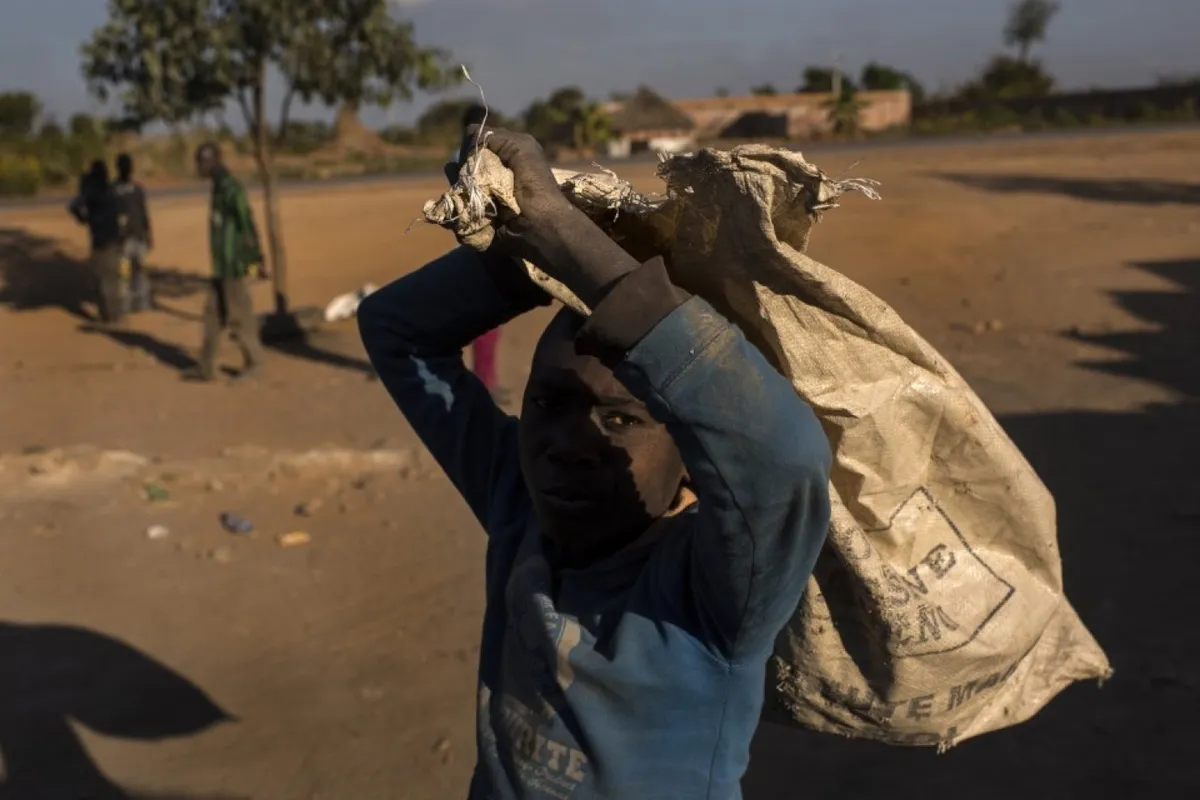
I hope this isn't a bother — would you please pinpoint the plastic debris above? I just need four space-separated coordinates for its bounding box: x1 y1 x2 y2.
295 498 323 517
146 524 170 540
277 531 311 548
219 512 254 535
323 283 379 322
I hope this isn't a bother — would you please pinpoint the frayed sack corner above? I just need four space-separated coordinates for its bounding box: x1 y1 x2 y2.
422 148 519 252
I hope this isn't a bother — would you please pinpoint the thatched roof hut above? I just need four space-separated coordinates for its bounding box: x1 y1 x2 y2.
609 87 696 134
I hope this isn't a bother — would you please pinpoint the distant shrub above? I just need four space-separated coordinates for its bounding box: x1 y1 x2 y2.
0 153 42 196
379 125 417 145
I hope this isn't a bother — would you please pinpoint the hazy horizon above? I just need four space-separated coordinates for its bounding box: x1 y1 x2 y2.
3 0 1198 128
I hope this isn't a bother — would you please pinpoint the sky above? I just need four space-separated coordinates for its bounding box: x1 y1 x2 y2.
2 0 1198 128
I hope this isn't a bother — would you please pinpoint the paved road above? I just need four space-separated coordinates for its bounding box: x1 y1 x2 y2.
4 122 1198 212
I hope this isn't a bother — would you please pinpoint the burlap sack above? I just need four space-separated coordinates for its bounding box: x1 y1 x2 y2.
425 145 1111 748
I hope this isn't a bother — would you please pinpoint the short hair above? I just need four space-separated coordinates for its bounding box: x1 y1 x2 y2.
462 103 488 128
116 152 133 177
195 141 221 162
533 306 588 363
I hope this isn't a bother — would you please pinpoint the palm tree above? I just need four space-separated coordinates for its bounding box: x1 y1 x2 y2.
1004 0 1061 63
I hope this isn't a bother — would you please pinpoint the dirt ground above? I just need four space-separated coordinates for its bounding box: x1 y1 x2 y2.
1 129 1198 799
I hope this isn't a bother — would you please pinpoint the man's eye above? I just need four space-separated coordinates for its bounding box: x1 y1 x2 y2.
602 412 641 430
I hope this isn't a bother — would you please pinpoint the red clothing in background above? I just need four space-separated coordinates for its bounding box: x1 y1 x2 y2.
472 328 500 390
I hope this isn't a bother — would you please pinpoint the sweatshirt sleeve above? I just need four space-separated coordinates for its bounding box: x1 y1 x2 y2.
577 257 832 661
357 246 550 533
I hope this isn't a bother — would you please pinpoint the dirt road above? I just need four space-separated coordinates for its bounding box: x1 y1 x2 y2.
1 129 1198 798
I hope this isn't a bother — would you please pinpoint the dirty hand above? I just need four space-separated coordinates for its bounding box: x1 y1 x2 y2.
460 126 573 257
468 126 639 309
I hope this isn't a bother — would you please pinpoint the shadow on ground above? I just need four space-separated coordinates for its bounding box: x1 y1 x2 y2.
932 173 1200 205
745 258 1200 798
1 226 375 377
0 227 209 322
0 227 98 320
0 621 239 799
264 325 375 376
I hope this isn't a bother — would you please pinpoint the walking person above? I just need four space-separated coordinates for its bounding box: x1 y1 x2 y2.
184 142 266 383
457 103 506 398
68 160 124 324
112 153 154 312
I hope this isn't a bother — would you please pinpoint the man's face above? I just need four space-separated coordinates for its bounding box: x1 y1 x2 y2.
195 152 214 179
518 312 685 566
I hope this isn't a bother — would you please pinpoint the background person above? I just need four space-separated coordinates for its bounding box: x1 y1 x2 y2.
67 159 124 324
185 142 266 383
112 152 154 312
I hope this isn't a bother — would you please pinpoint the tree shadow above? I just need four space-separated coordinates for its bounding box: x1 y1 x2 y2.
0 226 212 374
0 620 242 799
1 225 378 378
0 227 97 320
0 228 210 321
744 257 1200 797
931 173 1200 205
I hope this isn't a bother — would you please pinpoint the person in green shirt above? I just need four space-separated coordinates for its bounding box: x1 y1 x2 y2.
186 142 266 382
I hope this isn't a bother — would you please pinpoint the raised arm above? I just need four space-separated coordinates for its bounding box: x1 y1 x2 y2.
473 127 831 660
357 248 549 533
578 260 831 660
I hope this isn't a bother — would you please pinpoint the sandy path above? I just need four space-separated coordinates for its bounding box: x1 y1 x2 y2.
1 129 1198 798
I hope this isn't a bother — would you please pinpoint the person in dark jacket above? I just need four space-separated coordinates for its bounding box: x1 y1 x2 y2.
112 152 154 312
358 128 832 799
184 142 266 382
68 160 124 324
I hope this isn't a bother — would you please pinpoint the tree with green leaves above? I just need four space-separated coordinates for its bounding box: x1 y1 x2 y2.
82 0 459 317
1005 0 1061 63
522 87 583 145
568 102 611 153
519 88 610 155
798 66 857 99
860 62 926 103
750 84 778 96
38 119 65 144
0 91 42 139
417 98 513 145
959 55 1056 100
68 113 105 141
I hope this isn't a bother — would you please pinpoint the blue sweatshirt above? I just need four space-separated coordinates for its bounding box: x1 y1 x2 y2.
358 247 832 800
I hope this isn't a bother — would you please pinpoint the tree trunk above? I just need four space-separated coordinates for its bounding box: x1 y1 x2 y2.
253 60 289 315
